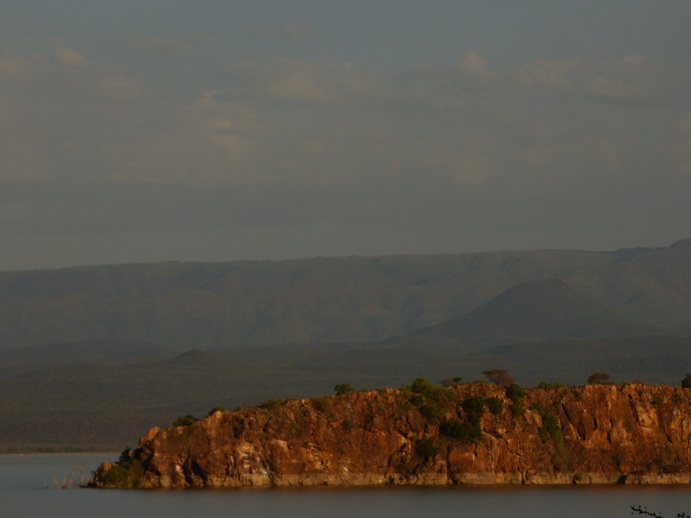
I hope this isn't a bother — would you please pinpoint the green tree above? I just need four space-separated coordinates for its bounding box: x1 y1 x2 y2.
484 396 503 415
414 438 439 460
440 418 482 443
410 377 434 394
506 383 526 416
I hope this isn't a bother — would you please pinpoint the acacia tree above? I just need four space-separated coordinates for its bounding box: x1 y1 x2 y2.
482 369 515 387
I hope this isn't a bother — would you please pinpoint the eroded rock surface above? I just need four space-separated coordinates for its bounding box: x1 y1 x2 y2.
90 384 691 488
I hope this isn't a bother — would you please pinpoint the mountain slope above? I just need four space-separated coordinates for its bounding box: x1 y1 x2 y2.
407 279 660 350
0 239 689 351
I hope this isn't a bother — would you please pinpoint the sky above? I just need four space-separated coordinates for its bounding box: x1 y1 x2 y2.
1 1 690 271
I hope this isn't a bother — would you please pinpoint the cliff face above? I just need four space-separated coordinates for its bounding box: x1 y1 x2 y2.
91 384 691 488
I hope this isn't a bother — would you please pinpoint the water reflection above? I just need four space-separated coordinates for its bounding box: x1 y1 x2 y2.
0 455 688 518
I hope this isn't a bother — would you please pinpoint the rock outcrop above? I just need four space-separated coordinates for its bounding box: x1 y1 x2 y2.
90 383 691 488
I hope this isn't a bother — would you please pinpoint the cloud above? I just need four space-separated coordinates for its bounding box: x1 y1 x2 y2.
97 74 143 100
522 146 553 166
52 47 89 67
0 93 50 181
282 25 315 41
422 147 492 186
0 48 91 85
245 25 274 37
90 91 263 185
0 52 32 82
0 42 149 104
245 25 316 42
111 34 194 58
513 55 656 103
195 32 220 51
675 112 691 175
586 76 644 101
219 59 378 104
2 41 688 221
621 54 648 66
458 50 491 77
516 58 579 88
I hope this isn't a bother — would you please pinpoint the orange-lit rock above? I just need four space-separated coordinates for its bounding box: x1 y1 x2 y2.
90 384 691 488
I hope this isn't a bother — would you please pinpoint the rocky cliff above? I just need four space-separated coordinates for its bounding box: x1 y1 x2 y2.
90 383 691 488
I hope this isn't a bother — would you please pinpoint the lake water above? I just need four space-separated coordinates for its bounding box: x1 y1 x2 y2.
1 454 689 518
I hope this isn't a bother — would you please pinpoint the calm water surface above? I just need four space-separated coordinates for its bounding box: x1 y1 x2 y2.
1 455 688 518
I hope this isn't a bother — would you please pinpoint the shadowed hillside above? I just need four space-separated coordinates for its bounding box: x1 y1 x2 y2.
0 239 689 351
404 279 660 351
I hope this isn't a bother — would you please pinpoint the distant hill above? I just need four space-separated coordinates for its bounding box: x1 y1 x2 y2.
0 238 690 452
1 333 689 451
403 279 660 352
0 340 173 378
0 238 689 351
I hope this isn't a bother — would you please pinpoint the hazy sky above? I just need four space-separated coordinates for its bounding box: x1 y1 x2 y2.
2 1 690 271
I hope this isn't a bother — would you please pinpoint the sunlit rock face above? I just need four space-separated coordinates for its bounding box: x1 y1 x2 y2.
91 384 691 488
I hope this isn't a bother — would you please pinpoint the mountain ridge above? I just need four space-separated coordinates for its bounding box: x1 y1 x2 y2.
0 239 689 351
0 238 689 452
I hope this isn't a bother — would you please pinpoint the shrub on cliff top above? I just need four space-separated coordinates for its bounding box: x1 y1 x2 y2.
682 374 691 388
587 372 612 384
171 414 198 427
536 381 564 389
408 377 456 423
258 399 287 410
207 406 226 416
410 377 433 394
335 384 355 395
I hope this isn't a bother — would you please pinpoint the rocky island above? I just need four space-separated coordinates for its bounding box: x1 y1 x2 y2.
90 382 691 488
